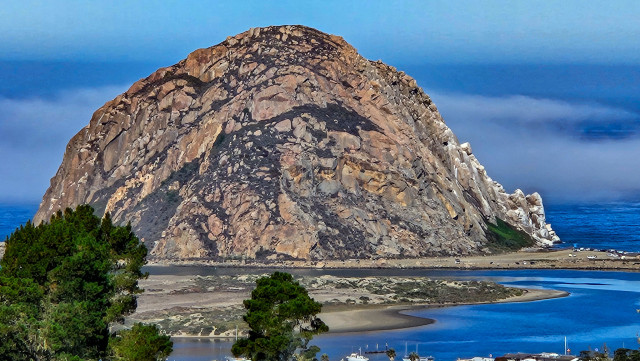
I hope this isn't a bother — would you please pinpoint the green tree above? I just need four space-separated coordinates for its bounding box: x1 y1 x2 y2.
614 349 631 361
386 348 396 361
231 272 328 361
409 352 420 361
109 323 173 361
320 354 330 361
0 205 172 361
580 351 609 361
613 348 640 361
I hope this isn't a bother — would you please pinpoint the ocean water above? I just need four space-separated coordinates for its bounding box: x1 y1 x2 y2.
546 203 640 252
2 202 640 252
0 203 38 241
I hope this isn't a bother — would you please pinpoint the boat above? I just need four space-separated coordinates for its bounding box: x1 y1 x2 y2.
346 348 370 361
346 353 369 361
402 342 434 361
403 341 410 361
364 343 388 354
225 326 250 361
402 356 434 361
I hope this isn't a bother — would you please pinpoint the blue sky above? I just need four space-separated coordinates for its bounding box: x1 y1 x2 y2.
1 1 639 65
0 1 639 204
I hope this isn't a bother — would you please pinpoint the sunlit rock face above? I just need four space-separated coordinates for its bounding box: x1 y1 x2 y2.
35 25 559 262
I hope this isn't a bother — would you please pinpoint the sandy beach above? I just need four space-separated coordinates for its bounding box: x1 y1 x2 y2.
321 288 568 333
133 272 569 336
321 304 434 333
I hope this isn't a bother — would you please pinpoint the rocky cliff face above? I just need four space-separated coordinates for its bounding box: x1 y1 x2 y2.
34 25 559 262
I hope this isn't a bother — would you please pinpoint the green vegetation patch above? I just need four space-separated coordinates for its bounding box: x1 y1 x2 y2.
133 306 246 336
232 272 328 361
485 217 536 253
0 205 172 360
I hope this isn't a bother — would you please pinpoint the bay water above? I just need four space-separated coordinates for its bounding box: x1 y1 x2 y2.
2 203 640 360
313 269 640 361
160 268 640 361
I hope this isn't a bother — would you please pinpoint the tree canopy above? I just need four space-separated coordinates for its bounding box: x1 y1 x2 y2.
613 348 640 361
386 348 396 361
0 205 172 361
231 272 328 361
108 323 173 361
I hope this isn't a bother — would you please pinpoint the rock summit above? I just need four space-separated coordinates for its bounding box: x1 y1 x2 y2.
35 25 559 262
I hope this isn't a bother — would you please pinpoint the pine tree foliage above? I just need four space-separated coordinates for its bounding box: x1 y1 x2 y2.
231 272 328 361
0 205 172 361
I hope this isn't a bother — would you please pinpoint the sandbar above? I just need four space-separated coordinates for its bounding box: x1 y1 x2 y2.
321 288 568 333
133 272 570 337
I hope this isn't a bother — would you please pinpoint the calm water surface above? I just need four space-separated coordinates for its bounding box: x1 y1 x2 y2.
162 269 640 361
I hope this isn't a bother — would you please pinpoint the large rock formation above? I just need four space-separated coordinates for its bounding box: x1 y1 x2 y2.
35 25 559 262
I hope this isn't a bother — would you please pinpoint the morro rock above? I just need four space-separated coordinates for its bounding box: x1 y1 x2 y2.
34 25 559 262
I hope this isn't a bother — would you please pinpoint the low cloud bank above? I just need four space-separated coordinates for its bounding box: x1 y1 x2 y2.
432 93 636 127
429 91 640 203
0 86 126 203
1 86 637 204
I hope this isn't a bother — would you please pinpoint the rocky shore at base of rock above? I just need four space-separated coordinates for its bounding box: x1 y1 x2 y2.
148 248 640 271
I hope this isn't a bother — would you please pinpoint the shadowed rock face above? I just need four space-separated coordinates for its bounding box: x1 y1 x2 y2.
34 25 559 262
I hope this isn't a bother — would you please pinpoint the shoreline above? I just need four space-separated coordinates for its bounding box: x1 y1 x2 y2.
135 256 580 337
164 288 569 338
320 304 435 334
146 249 640 272
321 288 568 334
